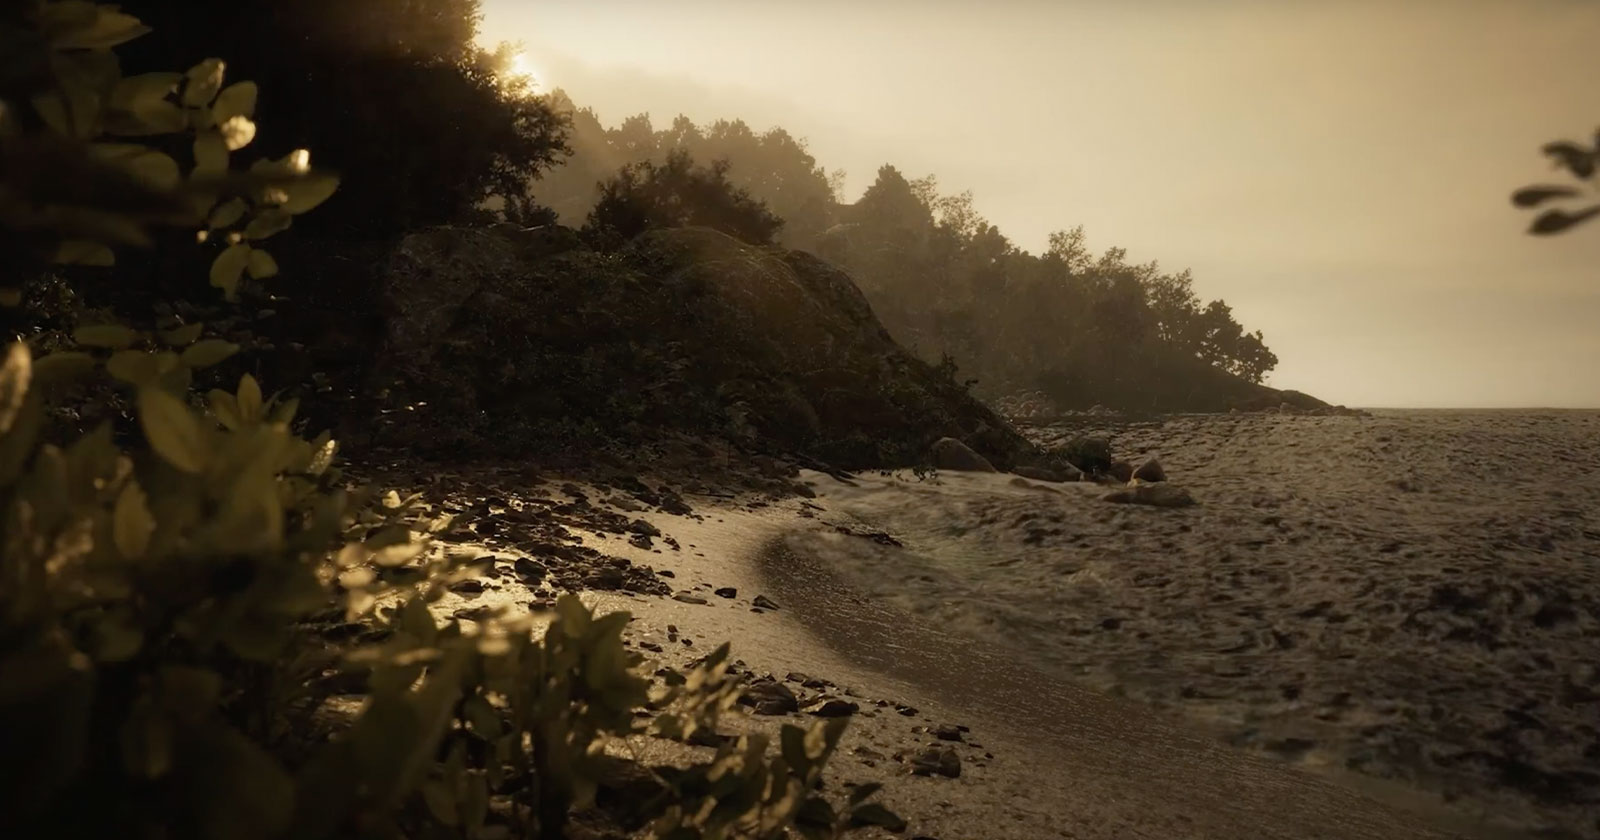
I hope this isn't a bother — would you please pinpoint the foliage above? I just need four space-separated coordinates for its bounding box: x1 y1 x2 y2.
111 0 569 238
538 102 839 247
535 102 1281 410
585 149 785 247
1 5 895 840
1512 129 1600 235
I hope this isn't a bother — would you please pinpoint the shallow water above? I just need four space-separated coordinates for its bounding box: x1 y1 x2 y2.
799 412 1600 838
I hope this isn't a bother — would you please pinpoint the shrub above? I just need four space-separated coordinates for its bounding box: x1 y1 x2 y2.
1 5 895 839
585 149 785 247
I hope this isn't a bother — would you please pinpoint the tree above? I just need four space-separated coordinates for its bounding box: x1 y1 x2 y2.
584 149 784 246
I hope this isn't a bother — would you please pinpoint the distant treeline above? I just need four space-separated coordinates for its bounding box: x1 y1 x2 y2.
534 97 1279 406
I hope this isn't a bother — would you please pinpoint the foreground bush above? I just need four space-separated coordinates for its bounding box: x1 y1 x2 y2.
1 3 896 838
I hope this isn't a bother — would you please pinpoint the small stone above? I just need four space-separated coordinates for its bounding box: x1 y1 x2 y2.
629 518 661 537
753 595 780 610
714 586 737 599
585 568 625 590
673 593 708 605
639 641 663 652
629 534 654 549
1107 461 1135 483
929 437 997 472
933 724 964 742
1101 484 1196 508
513 558 546 580
657 569 675 578
449 579 485 594
897 705 919 717
909 746 961 778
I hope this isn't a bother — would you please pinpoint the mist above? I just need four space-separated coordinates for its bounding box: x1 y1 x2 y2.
484 0 1600 408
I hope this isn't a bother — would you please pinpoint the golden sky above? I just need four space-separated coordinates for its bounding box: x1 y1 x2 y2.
483 0 1600 408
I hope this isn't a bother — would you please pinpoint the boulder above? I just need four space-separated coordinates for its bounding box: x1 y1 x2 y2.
930 437 996 472
1132 458 1166 483
1107 461 1135 483
1102 484 1196 508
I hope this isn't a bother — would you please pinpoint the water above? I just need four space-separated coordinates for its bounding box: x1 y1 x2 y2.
800 411 1600 838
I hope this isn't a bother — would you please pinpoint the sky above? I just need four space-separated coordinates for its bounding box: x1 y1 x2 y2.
481 0 1600 408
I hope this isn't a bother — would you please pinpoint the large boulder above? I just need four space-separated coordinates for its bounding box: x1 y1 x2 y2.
1132 458 1166 483
930 437 996 472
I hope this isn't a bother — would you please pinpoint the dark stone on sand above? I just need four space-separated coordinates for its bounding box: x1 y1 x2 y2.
449 579 485 594
930 437 997 473
910 746 961 778
1132 457 1166 482
629 534 653 549
933 724 965 742
672 592 709 605
1107 461 1135 483
512 558 546 580
741 679 800 715
753 594 780 610
806 698 860 718
628 518 661 537
1102 484 1196 508
714 586 737 599
585 567 625 590
657 569 675 577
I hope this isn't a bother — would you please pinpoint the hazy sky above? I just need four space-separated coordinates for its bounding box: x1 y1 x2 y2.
482 0 1600 408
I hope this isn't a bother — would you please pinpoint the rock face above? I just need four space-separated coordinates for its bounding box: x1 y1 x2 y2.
368 225 1036 469
1102 484 1196 508
930 437 996 472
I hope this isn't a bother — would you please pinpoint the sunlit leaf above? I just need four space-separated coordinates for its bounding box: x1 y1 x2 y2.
74 324 139 349
183 58 226 108
244 208 292 240
246 249 279 279
210 243 251 298
0 343 30 436
237 374 263 423
212 81 258 122
218 114 256 151
278 173 340 215
106 350 164 385
138 388 208 473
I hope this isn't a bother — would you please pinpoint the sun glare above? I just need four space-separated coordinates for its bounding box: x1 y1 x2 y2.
508 50 544 87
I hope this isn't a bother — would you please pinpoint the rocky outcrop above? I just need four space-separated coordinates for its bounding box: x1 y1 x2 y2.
930 437 996 472
366 225 1036 469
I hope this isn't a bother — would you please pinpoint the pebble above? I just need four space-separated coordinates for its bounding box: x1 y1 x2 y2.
714 586 737 599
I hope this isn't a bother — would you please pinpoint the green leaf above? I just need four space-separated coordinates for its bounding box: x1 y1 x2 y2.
278 173 340 215
73 324 139 349
0 343 31 436
246 249 279 279
160 322 205 346
210 244 251 298
183 59 226 108
55 240 116 267
207 198 247 230
43 3 150 49
181 339 240 368
193 130 228 179
138 388 209 473
244 208 292 241
212 81 258 122
106 350 163 386
113 480 156 559
31 351 96 385
237 374 263 423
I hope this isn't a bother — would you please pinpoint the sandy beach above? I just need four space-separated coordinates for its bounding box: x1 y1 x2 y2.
392 431 1571 839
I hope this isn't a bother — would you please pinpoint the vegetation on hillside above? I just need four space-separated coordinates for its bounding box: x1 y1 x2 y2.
0 3 899 838
532 104 1281 411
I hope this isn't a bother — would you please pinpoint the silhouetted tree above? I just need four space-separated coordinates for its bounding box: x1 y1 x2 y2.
115 0 569 239
584 150 783 246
